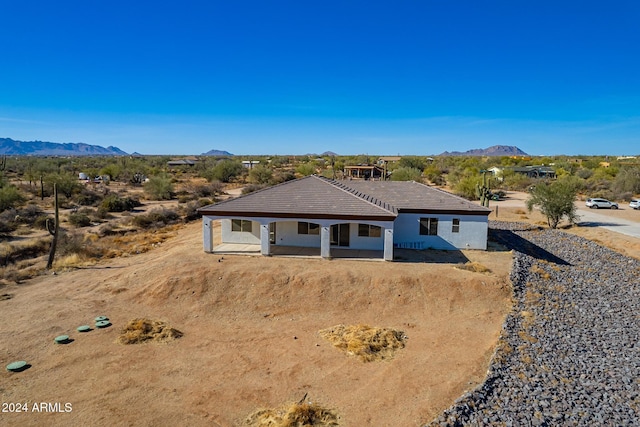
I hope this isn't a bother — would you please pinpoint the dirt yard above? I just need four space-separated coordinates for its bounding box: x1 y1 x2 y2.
1 221 513 426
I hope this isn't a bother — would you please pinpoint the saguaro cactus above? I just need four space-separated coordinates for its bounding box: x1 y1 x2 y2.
46 184 59 270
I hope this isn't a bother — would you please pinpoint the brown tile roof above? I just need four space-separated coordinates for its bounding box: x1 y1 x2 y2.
198 176 490 219
198 176 397 221
340 180 490 214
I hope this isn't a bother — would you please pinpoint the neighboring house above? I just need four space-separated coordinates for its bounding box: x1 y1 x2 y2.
508 165 556 179
242 160 260 169
377 156 401 166
167 159 196 167
343 164 385 180
198 175 491 261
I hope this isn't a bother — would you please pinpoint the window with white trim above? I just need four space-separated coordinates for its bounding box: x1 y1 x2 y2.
452 218 460 233
358 223 382 237
419 218 438 236
231 219 253 232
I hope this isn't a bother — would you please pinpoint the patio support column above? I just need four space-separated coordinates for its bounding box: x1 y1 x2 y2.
260 223 271 256
321 226 331 259
384 227 394 261
203 217 214 253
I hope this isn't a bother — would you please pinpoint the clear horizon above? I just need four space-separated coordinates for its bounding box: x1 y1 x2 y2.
1 1 639 156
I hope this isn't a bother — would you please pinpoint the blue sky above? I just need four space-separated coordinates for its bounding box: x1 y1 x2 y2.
1 1 638 156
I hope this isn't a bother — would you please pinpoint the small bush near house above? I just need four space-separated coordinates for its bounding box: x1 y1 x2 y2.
117 318 183 344
318 324 406 362
246 400 339 427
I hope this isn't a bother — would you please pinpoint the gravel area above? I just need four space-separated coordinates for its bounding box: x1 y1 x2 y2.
429 221 640 426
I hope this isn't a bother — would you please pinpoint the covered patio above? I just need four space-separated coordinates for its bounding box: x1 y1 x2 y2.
210 242 385 260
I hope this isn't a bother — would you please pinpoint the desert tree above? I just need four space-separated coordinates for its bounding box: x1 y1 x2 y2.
204 160 243 183
248 164 273 185
144 174 174 200
390 167 423 182
526 179 579 229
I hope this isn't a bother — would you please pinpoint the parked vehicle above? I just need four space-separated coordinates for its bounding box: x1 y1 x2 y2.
630 199 640 210
586 198 618 209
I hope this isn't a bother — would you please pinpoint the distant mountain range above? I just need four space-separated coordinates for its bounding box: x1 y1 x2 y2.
0 138 127 156
201 149 234 156
439 145 529 157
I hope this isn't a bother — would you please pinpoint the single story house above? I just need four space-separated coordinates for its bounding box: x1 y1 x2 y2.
343 164 385 180
167 159 196 167
198 176 491 261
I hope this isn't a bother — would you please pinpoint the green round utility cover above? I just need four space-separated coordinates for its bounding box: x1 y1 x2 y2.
95 320 111 328
95 316 109 322
55 335 70 343
6 361 27 372
77 325 91 332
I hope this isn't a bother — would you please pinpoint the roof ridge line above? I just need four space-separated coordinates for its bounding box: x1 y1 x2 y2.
318 176 398 214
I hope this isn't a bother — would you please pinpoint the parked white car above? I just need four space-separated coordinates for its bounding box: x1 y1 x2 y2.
586 198 618 209
630 199 640 210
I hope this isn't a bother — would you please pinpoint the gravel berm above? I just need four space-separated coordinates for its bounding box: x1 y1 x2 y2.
428 221 640 426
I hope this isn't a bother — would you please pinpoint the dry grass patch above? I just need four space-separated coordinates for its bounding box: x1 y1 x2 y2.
318 324 406 362
116 318 183 344
455 261 491 273
246 399 339 427
530 265 551 280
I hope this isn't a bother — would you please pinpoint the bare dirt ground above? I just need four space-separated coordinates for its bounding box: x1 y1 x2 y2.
1 221 513 426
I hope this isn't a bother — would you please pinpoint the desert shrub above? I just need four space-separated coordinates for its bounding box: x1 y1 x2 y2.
16 204 45 225
319 324 406 362
295 163 316 177
456 261 491 273
526 179 579 229
117 318 183 344
248 164 273 184
0 237 50 265
246 400 338 427
612 167 640 196
398 156 426 171
100 194 140 212
272 170 296 184
0 219 17 235
203 160 243 183
74 187 103 206
391 167 423 182
0 185 24 211
144 175 174 200
45 173 81 198
576 168 593 179
131 208 180 229
180 201 203 222
33 215 52 230
68 212 92 227
452 176 479 200
176 193 193 204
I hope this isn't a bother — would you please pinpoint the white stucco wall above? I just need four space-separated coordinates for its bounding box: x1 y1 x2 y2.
206 214 485 251
274 221 321 247
393 213 488 250
220 218 261 244
272 220 386 250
